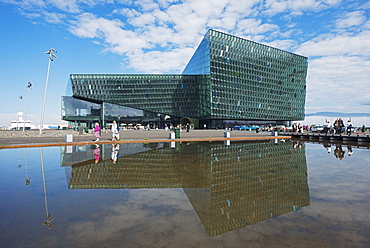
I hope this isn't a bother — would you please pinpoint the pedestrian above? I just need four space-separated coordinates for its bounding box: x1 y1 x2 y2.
292 123 297 132
346 119 353 135
298 123 302 133
334 119 339 134
93 122 100 141
327 121 333 134
339 118 344 134
111 120 120 141
186 123 190 132
322 121 329 134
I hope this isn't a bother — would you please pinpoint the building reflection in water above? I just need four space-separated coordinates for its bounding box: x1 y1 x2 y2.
61 140 309 236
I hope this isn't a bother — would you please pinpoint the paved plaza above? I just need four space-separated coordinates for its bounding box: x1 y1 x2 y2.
0 129 274 147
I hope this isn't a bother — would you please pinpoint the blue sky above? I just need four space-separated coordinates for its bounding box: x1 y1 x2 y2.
0 0 369 126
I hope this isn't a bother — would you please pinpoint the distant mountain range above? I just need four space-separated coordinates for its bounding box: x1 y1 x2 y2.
306 112 370 117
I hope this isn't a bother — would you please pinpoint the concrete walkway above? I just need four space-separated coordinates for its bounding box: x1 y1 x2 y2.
0 129 288 149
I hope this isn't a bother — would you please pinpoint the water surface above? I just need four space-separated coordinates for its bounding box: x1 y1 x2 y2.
0 140 369 247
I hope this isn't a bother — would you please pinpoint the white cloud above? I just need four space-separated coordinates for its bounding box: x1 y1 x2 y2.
335 10 366 29
43 10 66 23
113 7 140 18
126 47 194 73
48 0 82 13
262 0 342 16
296 30 370 57
69 13 151 54
305 55 370 112
142 26 174 47
265 39 297 51
129 12 157 27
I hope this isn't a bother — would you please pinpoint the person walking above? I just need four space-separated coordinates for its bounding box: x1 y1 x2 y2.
111 120 120 141
339 118 344 134
327 121 333 134
298 123 302 133
93 122 100 141
292 123 297 133
346 119 353 135
334 119 339 134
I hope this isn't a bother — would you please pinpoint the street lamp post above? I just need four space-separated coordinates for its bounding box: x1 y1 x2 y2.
17 95 23 130
23 82 32 132
39 48 57 134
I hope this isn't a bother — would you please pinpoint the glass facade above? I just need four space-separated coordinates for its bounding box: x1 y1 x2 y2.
206 30 307 122
62 29 308 128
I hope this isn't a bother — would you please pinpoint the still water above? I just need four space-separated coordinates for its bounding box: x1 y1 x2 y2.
0 140 369 248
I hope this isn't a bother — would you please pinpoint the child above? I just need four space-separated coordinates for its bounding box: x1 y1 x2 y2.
94 122 100 141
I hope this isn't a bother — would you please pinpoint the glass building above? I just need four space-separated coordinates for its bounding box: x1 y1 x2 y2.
62 29 308 129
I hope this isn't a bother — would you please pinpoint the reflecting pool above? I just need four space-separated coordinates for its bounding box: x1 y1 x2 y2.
0 140 369 247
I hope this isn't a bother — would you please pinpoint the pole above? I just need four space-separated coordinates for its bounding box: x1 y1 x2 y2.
24 82 32 132
40 59 51 134
40 49 57 134
17 95 23 130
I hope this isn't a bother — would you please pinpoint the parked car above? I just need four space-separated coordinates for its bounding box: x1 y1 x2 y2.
233 125 260 131
342 126 357 133
311 125 324 132
273 125 286 131
286 126 293 132
242 125 260 131
233 125 242 130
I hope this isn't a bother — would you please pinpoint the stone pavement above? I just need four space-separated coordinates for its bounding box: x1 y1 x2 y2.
0 129 276 147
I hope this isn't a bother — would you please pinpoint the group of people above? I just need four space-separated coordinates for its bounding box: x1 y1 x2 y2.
291 123 303 133
164 123 192 132
323 118 353 135
93 121 120 142
92 121 120 164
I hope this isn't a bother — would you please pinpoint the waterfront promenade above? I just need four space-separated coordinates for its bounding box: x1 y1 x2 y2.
0 129 288 149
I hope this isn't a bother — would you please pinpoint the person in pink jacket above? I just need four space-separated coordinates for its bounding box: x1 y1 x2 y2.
93 122 100 141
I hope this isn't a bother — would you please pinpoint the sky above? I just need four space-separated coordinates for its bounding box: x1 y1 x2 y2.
0 0 370 127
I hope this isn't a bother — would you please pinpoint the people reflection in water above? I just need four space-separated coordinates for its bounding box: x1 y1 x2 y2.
292 141 302 149
334 145 345 160
323 143 331 153
323 143 355 159
93 144 100 163
111 144 120 163
347 145 353 156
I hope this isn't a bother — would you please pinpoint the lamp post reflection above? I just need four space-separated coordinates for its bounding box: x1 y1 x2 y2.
17 149 22 169
39 148 54 228
24 149 31 185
